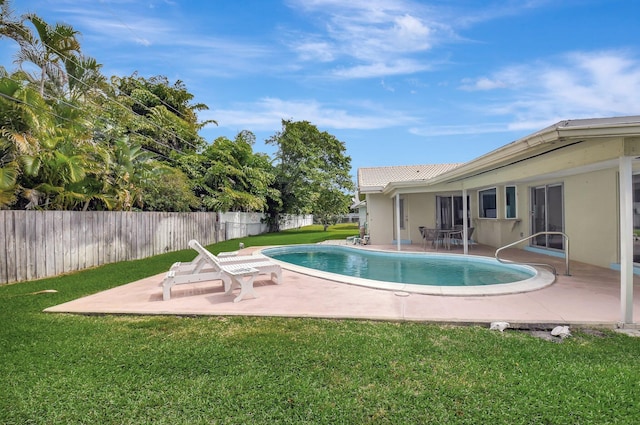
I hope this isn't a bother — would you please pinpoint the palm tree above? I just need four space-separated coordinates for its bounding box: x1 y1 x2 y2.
0 138 18 208
0 72 97 210
14 13 81 97
0 70 42 208
108 139 157 210
65 55 107 102
0 0 28 43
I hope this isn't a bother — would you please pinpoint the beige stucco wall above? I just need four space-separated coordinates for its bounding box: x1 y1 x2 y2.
471 186 526 248
406 193 437 243
365 193 393 244
366 192 440 244
470 168 619 268
367 173 621 268
563 168 618 267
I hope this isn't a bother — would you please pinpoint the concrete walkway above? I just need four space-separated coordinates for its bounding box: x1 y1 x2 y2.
45 242 640 329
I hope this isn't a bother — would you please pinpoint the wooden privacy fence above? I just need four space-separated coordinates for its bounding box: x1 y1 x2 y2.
1 211 314 284
0 211 218 285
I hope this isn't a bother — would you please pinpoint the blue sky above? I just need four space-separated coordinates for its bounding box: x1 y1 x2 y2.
3 0 640 174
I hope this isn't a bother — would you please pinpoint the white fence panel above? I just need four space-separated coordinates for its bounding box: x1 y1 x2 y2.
280 214 314 230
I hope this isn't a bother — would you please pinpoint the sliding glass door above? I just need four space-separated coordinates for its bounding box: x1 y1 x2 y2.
531 184 564 250
437 195 469 229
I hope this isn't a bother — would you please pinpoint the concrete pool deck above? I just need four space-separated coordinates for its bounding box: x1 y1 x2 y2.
45 242 640 329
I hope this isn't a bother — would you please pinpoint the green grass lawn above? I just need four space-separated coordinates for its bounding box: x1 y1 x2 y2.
1 224 639 424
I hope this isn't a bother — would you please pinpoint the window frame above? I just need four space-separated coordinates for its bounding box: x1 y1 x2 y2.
478 187 497 219
505 185 517 219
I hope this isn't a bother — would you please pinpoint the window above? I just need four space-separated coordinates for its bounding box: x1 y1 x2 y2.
437 195 470 229
505 186 517 218
478 188 497 218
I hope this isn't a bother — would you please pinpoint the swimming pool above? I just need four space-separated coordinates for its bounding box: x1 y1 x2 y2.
261 244 555 296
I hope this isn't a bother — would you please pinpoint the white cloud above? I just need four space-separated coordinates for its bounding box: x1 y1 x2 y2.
332 59 431 79
380 80 395 92
283 0 554 81
285 0 452 78
134 38 151 47
394 14 432 46
459 67 528 91
57 6 171 46
292 40 335 62
206 97 418 131
55 6 279 78
461 50 640 129
409 122 513 137
460 77 506 91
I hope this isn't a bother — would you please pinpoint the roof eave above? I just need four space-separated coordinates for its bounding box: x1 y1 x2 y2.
359 185 385 194
383 179 434 194
425 121 640 186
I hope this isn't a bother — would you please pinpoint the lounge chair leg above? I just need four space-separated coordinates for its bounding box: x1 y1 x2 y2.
162 272 175 300
226 271 258 303
272 271 282 284
163 281 173 301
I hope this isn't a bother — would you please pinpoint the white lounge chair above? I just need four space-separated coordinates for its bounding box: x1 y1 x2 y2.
161 240 282 302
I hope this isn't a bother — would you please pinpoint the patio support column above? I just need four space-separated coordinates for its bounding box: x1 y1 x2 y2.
395 194 401 251
462 188 469 255
619 155 634 325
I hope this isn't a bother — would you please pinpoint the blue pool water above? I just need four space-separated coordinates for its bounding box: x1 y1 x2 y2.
262 245 535 287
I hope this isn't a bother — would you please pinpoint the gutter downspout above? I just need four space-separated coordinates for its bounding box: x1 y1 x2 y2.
396 194 401 251
619 156 634 325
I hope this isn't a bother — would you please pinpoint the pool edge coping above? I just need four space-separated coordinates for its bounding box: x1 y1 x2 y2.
257 244 556 297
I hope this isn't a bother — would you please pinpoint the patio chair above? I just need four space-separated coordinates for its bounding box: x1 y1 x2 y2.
450 227 476 248
419 227 440 250
162 240 282 302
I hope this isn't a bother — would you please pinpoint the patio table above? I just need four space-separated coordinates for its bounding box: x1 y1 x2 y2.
436 229 459 250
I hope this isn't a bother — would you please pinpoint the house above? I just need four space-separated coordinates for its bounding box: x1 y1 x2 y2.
357 115 640 324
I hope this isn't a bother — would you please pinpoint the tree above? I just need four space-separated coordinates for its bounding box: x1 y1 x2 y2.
0 7 215 212
0 137 18 208
14 13 81 97
16 99 103 210
65 55 108 102
0 68 28 208
1 71 108 210
266 120 353 231
314 187 352 231
111 73 214 157
140 164 200 212
0 0 28 43
178 131 278 212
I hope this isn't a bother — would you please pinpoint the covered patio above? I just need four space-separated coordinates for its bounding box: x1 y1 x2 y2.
359 117 640 326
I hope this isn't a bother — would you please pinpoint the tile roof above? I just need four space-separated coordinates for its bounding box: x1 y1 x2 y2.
552 115 640 129
358 163 463 191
